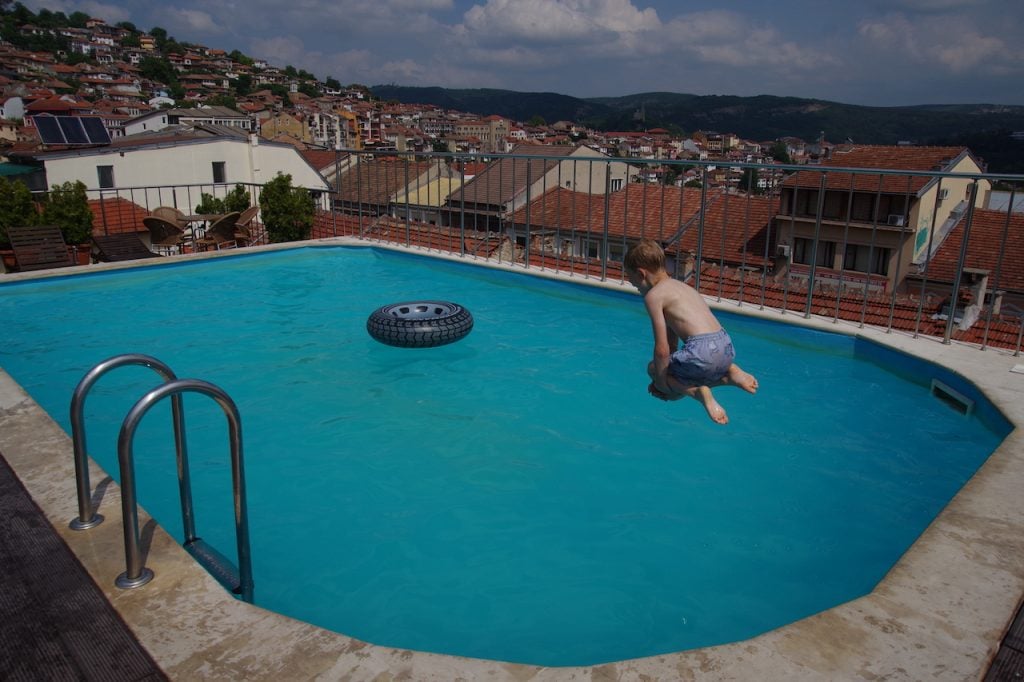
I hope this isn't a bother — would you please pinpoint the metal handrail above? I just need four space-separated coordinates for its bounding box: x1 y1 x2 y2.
115 378 253 603
69 354 186 530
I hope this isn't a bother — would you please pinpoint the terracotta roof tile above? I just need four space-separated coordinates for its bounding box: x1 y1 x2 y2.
88 197 148 236
920 207 1024 292
509 185 777 266
784 144 971 194
334 158 434 206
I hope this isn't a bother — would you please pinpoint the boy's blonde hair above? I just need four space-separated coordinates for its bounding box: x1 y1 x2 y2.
624 238 665 273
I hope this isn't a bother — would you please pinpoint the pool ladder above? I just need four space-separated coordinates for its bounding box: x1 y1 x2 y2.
68 353 254 603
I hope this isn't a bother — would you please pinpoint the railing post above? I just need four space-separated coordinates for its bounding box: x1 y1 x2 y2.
115 379 253 603
943 181 980 344
69 354 187 532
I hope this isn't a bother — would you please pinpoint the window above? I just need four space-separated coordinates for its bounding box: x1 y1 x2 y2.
793 237 835 268
97 165 114 189
610 178 623 191
844 244 890 276
212 161 226 184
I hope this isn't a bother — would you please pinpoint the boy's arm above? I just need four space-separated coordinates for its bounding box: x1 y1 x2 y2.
644 294 674 393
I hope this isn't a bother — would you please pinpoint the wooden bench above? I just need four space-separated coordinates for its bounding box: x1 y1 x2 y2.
92 234 160 262
8 225 74 272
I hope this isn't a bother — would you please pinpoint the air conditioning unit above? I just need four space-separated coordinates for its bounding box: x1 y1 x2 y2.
887 214 905 226
775 244 791 258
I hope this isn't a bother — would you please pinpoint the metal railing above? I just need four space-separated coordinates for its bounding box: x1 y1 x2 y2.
69 356 253 602
80 149 1024 354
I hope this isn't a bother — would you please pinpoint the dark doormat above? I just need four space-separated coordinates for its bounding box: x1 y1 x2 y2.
0 452 167 681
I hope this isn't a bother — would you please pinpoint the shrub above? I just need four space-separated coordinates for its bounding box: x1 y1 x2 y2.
258 173 314 243
194 184 251 215
40 181 94 244
0 177 39 247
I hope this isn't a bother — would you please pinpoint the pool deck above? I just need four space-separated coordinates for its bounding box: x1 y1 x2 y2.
2 239 1024 680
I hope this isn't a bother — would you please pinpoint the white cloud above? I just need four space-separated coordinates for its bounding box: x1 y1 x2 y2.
857 13 1020 73
159 7 221 34
460 0 659 45
22 0 131 24
665 10 838 70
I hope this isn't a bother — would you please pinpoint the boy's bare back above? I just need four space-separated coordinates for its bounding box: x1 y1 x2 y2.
644 276 722 340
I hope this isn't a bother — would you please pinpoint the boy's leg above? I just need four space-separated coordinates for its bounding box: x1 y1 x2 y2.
664 374 729 424
706 363 758 394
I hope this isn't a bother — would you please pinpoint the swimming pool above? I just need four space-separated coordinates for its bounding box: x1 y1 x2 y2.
0 246 1010 667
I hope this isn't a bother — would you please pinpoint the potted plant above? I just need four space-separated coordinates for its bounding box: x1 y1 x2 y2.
39 181 94 264
0 177 40 271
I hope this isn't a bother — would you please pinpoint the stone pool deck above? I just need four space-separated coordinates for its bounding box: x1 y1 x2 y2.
1 241 1023 680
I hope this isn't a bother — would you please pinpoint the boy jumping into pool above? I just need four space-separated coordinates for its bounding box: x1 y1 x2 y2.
624 239 758 424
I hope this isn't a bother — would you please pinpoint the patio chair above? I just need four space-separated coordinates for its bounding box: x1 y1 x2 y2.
151 206 188 228
234 206 259 245
7 224 75 272
197 211 242 250
92 233 161 262
142 215 186 254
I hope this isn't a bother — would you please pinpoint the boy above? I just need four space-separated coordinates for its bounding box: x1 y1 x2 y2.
624 238 758 424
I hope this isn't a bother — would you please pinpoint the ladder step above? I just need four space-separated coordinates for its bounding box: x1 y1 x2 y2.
185 538 242 596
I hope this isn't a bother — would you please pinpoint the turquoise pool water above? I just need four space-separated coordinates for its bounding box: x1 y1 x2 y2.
0 247 1010 666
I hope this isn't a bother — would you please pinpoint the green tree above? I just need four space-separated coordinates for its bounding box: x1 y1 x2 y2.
527 115 546 127
259 174 314 243
207 93 237 109
769 140 792 164
120 33 140 48
67 10 88 27
0 177 39 246
325 77 341 91
298 82 319 98
229 49 253 66
284 65 297 77
116 21 137 31
234 74 252 96
740 167 761 194
40 181 93 245
139 56 177 86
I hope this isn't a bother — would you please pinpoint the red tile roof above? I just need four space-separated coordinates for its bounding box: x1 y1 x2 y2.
919 208 1024 292
88 197 148 236
784 145 973 194
509 185 777 266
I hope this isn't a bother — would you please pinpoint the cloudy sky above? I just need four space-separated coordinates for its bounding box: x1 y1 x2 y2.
22 0 1024 106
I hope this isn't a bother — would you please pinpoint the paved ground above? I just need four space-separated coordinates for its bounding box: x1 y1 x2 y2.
0 453 167 682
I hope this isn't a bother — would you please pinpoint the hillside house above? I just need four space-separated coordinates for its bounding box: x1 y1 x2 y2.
774 145 988 295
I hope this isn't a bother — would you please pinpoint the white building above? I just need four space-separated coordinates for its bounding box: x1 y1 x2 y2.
22 125 330 211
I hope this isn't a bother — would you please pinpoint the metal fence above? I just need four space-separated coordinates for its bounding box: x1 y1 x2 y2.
84 149 1024 354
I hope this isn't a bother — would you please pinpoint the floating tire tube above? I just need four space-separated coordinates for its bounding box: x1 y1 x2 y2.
366 301 474 348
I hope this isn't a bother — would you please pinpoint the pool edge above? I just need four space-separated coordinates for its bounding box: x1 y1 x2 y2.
2 239 1023 680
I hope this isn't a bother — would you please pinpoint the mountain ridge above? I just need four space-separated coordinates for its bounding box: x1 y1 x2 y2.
370 86 1024 173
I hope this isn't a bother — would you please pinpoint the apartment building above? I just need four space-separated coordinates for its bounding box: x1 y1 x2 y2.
774 145 988 295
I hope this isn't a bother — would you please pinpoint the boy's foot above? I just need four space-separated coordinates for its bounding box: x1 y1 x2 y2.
694 386 729 424
725 364 759 394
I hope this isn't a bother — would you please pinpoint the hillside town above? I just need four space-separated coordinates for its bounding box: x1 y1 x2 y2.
0 8 1022 353
0 12 820 190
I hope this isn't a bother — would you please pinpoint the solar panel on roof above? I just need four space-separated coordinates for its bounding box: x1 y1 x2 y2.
58 117 89 145
81 117 111 144
34 115 111 146
34 116 65 144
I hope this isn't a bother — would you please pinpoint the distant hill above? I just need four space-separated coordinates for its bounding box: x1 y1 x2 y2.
370 86 1024 173
370 86 613 126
